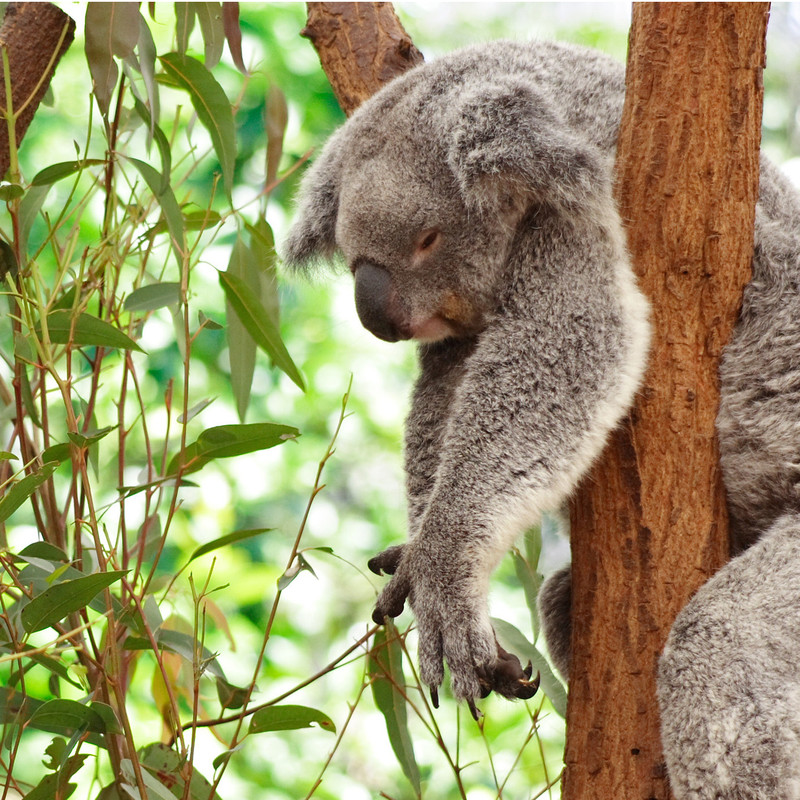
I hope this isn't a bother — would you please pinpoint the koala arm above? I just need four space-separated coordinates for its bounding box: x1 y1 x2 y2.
374 212 648 704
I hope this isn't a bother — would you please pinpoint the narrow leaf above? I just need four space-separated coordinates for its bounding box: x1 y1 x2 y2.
159 52 236 197
85 3 140 115
30 160 106 187
175 3 196 54
37 310 144 352
177 396 215 424
225 237 257 420
192 2 225 67
248 704 335 735
265 86 288 190
136 12 160 131
222 3 246 73
167 422 298 476
124 156 185 266
0 462 59 523
28 699 108 735
219 270 305 390
124 282 181 312
187 527 271 564
368 623 421 796
21 571 127 633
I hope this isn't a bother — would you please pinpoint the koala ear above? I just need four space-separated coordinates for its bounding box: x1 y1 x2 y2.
446 80 609 215
282 131 344 271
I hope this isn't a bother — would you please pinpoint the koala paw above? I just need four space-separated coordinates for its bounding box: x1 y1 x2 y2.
369 544 540 716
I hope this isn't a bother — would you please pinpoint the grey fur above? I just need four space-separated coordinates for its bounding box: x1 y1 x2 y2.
284 38 800 798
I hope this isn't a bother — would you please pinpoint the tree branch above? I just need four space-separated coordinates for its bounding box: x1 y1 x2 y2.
302 2 422 116
0 2 76 179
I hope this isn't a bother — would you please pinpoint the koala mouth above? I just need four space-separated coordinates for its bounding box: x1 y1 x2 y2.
409 315 459 342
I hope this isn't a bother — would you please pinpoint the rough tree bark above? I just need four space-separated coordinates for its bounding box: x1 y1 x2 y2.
563 5 768 800
302 2 769 797
302 2 422 115
0 2 75 178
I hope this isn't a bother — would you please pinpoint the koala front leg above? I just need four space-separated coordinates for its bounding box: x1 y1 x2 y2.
373 284 632 707
658 514 800 800
369 337 476 574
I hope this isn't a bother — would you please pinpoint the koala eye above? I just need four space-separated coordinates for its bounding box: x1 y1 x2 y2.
416 229 441 253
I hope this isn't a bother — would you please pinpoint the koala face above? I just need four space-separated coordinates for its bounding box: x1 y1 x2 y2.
284 44 610 344
333 139 517 343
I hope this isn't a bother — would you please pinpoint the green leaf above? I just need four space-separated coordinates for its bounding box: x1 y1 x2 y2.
18 542 68 562
219 269 305 391
123 628 226 680
135 12 160 132
215 677 249 710
21 571 127 633
139 743 223 800
187 527 272 564
0 643 84 690
491 617 567 718
0 182 24 200
177 396 215 424
0 239 18 281
225 237 257 420
277 552 316 591
68 425 117 449
0 451 17 460
265 86 288 190
85 3 140 116
167 422 299 476
28 699 109 736
175 4 196 54
124 282 181 312
247 218 280 328
41 442 71 464
192 2 225 68
159 52 236 198
37 310 144 352
18 184 51 254
131 98 169 190
248 704 335 735
124 157 185 266
368 622 421 796
30 160 106 187
0 462 59 523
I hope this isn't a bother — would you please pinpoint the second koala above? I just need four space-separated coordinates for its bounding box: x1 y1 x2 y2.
285 38 800 800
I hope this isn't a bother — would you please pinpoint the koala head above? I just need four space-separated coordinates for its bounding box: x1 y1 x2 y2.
284 45 609 344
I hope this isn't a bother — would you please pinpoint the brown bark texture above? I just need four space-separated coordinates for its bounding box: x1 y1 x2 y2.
303 2 423 116
563 4 768 800
0 2 75 179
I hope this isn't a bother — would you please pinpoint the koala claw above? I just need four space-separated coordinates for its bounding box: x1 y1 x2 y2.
368 544 405 576
476 643 541 701
467 698 482 721
429 686 439 709
372 572 410 624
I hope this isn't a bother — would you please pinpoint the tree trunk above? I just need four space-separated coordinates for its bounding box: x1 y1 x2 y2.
563 5 768 800
0 2 75 179
302 2 422 116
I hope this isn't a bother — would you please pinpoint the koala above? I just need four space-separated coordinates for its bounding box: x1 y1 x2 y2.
284 38 800 799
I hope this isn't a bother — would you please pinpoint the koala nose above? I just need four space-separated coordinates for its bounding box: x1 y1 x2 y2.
354 262 409 342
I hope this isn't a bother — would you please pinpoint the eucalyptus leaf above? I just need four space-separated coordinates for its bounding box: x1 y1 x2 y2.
124 282 181 312
219 270 305 391
226 237 257 420
187 527 271 564
0 462 59 523
159 52 236 198
21 571 127 633
192 2 225 67
248 704 335 735
222 3 246 73
30 160 105 187
368 623 421 796
167 422 299 476
36 310 144 352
